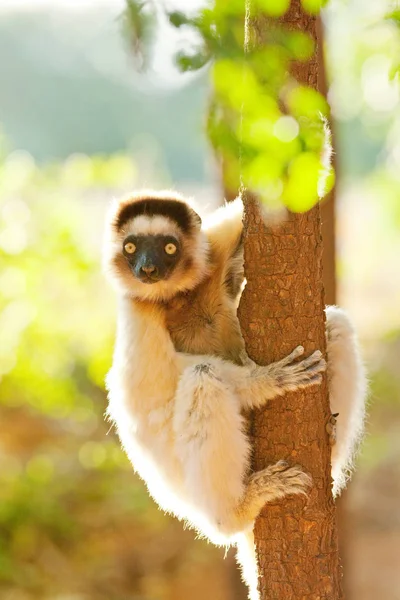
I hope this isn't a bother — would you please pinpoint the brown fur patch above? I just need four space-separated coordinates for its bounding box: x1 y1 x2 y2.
165 251 245 364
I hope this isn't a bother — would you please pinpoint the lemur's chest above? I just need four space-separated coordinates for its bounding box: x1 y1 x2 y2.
165 287 244 363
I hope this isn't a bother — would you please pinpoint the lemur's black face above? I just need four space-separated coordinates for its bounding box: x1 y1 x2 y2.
122 234 181 284
106 192 208 302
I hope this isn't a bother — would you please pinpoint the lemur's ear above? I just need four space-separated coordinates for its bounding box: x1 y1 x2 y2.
188 206 202 228
112 190 202 234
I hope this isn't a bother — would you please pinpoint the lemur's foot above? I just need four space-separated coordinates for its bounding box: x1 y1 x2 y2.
326 413 339 446
247 460 312 503
269 346 327 393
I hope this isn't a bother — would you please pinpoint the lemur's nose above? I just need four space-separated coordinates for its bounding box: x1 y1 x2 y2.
141 265 157 275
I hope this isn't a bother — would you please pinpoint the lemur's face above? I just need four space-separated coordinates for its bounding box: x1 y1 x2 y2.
104 192 210 302
122 233 181 284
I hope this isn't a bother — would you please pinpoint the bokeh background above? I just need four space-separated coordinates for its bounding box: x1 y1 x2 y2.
0 1 399 599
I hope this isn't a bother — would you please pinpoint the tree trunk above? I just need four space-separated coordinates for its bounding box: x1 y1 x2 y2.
238 3 343 599
320 186 336 306
317 16 336 308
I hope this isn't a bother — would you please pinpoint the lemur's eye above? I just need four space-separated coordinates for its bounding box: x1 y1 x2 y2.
165 243 177 255
124 242 136 254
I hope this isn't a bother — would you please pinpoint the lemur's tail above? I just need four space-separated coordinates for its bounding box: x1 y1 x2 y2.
235 530 259 600
325 306 367 497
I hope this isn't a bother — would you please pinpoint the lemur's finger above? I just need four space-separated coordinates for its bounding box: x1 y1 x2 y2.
281 373 323 392
285 374 322 391
297 374 323 388
299 350 324 369
239 350 256 368
307 374 323 386
290 356 326 376
273 460 289 471
279 345 304 366
277 465 312 496
326 414 337 445
303 358 327 375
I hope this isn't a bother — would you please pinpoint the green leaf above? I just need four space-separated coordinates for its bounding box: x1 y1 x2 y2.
255 0 291 17
176 49 211 72
286 85 328 119
213 60 263 111
301 0 327 14
386 9 400 23
281 152 321 211
168 11 190 28
242 153 283 188
215 0 245 16
286 31 314 61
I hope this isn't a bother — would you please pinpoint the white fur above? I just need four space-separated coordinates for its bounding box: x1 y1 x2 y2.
105 196 367 600
123 214 180 237
325 305 367 497
236 531 259 600
318 117 333 199
107 297 325 546
203 196 244 261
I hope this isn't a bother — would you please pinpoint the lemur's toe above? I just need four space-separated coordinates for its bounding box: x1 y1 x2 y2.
326 413 338 446
278 345 305 367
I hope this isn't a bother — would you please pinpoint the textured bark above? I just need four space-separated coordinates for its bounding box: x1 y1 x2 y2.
316 16 336 307
237 3 343 599
320 193 336 307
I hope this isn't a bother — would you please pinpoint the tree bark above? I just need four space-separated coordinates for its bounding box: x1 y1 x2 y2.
320 188 336 306
316 16 336 308
238 3 343 599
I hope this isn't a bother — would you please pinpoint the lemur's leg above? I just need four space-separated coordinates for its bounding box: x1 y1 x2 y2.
325 306 367 496
235 460 311 522
173 361 311 543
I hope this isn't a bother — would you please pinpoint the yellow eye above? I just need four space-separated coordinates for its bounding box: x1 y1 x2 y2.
165 243 177 255
124 242 136 254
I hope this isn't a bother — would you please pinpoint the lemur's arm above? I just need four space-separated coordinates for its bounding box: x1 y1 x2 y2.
202 197 244 299
116 296 326 414
203 196 243 263
177 342 326 411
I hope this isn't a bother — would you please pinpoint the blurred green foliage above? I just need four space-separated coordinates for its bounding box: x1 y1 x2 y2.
0 147 227 599
124 0 332 211
387 8 400 76
0 148 119 592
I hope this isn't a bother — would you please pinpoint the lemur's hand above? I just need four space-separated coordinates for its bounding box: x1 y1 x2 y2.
265 346 326 393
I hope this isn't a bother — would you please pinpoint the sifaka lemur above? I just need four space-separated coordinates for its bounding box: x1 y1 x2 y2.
103 190 366 599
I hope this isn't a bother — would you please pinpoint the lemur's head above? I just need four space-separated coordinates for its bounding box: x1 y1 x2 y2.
104 190 209 302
